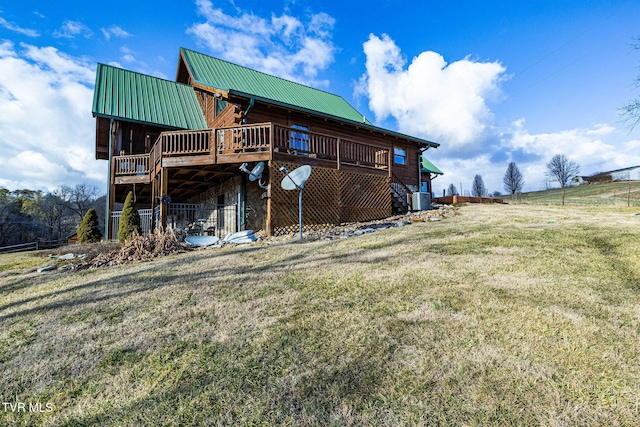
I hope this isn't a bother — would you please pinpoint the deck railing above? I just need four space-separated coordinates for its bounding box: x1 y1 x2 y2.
272 124 338 160
217 123 271 154
150 135 163 171
114 123 391 177
340 140 389 169
162 129 212 155
113 154 150 176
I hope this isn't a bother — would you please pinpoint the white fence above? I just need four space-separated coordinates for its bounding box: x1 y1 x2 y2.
110 209 154 240
165 203 238 238
111 204 239 240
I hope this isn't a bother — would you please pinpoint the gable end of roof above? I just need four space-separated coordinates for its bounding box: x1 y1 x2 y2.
92 63 207 130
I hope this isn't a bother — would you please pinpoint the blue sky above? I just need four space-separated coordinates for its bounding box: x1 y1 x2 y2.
1 0 639 196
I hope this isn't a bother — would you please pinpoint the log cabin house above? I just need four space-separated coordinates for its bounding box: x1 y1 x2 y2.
92 48 441 239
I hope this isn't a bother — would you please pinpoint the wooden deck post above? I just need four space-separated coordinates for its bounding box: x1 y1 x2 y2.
151 172 158 230
159 168 168 229
210 129 217 164
336 138 341 170
266 161 273 237
269 123 274 161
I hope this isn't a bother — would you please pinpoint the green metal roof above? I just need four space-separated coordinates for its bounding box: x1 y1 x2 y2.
181 48 372 124
421 157 443 175
92 63 207 130
180 48 439 148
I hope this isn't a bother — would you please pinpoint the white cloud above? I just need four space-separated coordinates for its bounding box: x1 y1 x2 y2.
507 119 640 172
187 0 336 86
0 16 39 37
357 34 507 154
54 20 93 39
355 35 640 195
0 41 104 192
429 120 640 195
101 25 132 40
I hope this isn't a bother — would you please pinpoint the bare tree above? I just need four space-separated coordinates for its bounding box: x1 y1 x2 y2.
503 162 524 195
546 154 580 206
471 175 486 197
621 37 640 130
447 183 459 196
54 183 101 221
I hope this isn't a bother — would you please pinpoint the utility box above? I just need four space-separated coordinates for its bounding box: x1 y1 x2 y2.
412 192 431 211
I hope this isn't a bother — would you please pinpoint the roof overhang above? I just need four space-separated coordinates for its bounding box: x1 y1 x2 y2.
226 89 440 149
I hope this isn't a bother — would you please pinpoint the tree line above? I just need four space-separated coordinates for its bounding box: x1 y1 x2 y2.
0 183 105 247
446 154 580 205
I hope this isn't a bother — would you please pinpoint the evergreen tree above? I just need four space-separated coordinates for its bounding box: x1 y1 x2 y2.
77 208 102 243
118 191 141 243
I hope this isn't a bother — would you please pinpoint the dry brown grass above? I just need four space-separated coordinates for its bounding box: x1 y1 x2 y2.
1 204 640 426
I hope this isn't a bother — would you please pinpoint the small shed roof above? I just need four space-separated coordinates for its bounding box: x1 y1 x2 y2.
421 157 443 175
92 63 207 130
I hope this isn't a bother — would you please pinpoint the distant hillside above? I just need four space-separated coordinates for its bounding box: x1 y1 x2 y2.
503 181 640 206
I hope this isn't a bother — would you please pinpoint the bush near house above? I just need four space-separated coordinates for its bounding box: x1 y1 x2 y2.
117 191 141 243
77 208 103 244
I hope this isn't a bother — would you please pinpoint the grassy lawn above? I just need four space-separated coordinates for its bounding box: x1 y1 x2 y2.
503 181 640 206
1 204 640 426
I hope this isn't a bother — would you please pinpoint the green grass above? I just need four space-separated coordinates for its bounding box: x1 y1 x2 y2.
0 252 50 274
503 180 640 206
1 204 640 425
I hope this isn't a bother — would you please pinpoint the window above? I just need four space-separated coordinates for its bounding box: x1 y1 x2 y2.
215 99 228 116
289 124 309 152
394 148 406 165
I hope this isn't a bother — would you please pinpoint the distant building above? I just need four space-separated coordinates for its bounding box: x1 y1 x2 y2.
571 176 587 186
571 165 640 186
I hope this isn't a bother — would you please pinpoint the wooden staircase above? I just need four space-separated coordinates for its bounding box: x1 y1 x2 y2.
391 173 412 214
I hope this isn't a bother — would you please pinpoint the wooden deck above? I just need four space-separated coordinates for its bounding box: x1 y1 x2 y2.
113 123 391 184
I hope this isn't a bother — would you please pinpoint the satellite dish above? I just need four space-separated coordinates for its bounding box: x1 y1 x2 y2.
279 165 312 239
240 162 269 189
281 165 312 190
248 162 264 181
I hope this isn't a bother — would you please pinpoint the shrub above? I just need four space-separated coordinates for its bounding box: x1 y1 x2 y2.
118 191 141 243
77 208 103 243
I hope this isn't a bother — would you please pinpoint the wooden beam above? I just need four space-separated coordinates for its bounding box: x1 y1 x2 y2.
272 152 338 169
217 152 270 163
162 154 216 168
114 175 151 185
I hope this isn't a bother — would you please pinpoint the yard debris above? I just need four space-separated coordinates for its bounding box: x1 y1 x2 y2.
353 228 376 235
78 228 187 269
59 253 87 260
37 265 57 273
